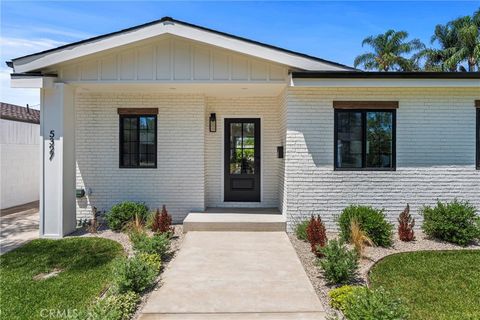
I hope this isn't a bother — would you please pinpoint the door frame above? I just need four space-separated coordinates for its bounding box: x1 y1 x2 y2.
221 115 264 204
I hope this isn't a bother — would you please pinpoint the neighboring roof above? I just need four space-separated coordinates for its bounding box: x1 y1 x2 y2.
292 71 480 79
1 102 40 124
7 17 356 74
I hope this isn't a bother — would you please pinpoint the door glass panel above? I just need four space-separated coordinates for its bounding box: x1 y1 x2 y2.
337 112 362 168
229 121 255 174
366 111 393 168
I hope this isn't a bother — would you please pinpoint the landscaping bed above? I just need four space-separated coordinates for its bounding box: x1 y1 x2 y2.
290 200 480 319
0 237 123 320
290 232 480 318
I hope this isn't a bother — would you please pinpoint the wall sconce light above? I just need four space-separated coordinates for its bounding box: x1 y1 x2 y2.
209 113 217 132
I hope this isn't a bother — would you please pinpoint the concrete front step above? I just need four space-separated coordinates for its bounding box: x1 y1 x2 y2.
183 213 286 232
140 312 327 319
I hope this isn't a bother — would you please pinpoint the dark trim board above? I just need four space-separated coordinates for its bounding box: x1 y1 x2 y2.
333 101 398 109
477 108 479 170
475 100 480 108
118 108 158 115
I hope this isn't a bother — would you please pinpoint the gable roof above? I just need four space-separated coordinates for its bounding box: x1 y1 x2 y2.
1 102 40 124
7 17 356 74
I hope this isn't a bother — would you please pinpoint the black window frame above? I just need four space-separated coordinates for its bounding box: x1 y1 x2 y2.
476 107 479 170
119 114 157 169
334 109 396 171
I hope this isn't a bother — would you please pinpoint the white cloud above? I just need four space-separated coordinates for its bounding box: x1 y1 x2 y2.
1 37 65 107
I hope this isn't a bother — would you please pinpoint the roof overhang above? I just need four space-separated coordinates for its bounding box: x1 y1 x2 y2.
291 71 480 88
11 73 57 88
8 17 354 74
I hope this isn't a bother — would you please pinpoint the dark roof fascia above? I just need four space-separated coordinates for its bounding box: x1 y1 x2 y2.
11 72 58 78
292 71 480 79
7 17 356 71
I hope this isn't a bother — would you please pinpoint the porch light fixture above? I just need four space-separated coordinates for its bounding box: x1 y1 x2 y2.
209 113 217 132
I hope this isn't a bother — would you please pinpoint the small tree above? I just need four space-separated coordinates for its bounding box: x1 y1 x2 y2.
398 204 415 242
151 205 174 234
306 215 327 255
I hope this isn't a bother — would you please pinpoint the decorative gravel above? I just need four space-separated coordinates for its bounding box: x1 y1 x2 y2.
289 231 480 317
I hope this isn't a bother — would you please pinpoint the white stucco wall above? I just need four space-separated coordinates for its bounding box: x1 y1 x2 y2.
205 96 282 208
75 92 206 222
0 119 40 209
284 87 480 230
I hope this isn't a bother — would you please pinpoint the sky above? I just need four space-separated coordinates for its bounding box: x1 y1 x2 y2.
1 1 479 108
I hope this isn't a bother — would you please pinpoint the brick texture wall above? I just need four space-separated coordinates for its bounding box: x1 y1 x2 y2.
75 92 205 223
284 87 480 231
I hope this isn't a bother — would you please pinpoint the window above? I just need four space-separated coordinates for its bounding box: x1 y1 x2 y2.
334 102 396 170
477 102 479 169
118 108 157 168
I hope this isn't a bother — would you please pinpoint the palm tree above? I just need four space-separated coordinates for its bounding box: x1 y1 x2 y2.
416 24 458 71
354 30 424 71
444 10 480 72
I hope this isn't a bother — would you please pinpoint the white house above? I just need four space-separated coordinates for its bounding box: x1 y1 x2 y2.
7 17 480 238
0 103 40 210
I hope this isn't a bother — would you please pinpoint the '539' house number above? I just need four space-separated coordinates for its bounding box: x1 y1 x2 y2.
49 130 55 161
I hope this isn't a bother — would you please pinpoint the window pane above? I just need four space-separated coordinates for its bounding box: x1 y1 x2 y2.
366 112 393 168
337 112 363 168
243 148 255 174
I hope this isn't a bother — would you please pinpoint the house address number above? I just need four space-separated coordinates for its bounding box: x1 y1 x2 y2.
49 130 55 161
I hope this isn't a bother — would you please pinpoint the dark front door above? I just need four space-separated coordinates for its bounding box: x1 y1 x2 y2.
224 118 261 202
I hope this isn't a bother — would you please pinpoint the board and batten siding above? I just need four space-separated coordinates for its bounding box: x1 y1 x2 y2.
75 92 206 222
57 36 287 83
0 119 40 209
205 96 282 208
284 87 480 230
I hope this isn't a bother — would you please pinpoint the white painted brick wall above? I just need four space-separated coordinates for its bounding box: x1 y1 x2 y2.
205 96 281 208
75 92 205 223
284 87 480 231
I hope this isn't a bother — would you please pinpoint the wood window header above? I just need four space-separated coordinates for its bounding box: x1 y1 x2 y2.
475 100 480 108
333 101 399 110
117 108 158 115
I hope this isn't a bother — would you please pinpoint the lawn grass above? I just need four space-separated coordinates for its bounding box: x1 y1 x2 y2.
0 237 123 320
369 250 480 320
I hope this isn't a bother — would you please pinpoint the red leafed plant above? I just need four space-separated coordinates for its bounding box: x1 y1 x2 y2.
306 215 328 255
398 204 415 241
151 205 174 235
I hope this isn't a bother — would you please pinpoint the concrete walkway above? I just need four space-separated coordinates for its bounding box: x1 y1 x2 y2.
0 202 39 254
140 232 326 319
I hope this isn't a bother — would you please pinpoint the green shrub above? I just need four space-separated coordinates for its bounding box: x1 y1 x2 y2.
106 201 149 231
338 205 393 247
138 252 162 272
328 285 362 311
73 291 139 320
318 239 359 285
343 287 409 320
114 256 157 293
295 220 309 241
130 231 170 256
421 199 480 246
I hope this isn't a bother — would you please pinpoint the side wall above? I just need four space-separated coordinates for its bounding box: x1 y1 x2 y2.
285 87 480 230
0 119 40 209
75 92 205 222
205 96 281 208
